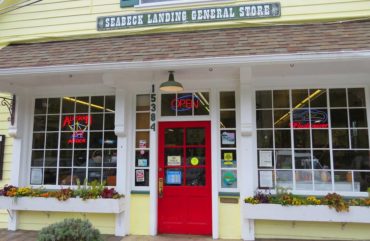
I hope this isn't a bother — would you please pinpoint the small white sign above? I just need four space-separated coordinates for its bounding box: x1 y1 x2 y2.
167 156 181 166
30 168 43 185
259 150 273 167
136 169 145 183
138 158 148 167
259 170 274 188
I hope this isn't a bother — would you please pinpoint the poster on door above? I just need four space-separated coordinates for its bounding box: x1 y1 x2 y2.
135 169 145 183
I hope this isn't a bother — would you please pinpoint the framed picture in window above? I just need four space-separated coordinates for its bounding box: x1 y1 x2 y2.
258 170 274 189
258 150 273 168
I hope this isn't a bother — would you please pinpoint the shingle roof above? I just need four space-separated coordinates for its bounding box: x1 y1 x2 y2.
1 20 370 69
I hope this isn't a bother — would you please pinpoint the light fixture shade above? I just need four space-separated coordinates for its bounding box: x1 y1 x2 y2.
159 71 183 92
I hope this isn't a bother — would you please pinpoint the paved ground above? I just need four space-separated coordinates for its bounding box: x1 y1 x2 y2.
0 230 364 241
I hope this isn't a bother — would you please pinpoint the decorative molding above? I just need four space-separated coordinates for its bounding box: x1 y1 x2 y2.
241 122 253 136
114 124 126 137
0 94 15 125
8 126 17 138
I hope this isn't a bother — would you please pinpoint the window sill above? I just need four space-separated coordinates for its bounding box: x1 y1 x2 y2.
135 0 234 10
244 203 370 223
0 196 125 214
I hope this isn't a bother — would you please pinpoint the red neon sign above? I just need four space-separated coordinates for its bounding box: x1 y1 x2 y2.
170 95 199 112
289 122 328 128
62 115 92 144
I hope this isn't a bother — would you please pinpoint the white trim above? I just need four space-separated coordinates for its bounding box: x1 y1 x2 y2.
1 51 370 76
136 0 232 9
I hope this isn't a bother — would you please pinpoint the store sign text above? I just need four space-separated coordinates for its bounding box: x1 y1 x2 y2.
62 115 91 144
171 95 199 112
291 109 328 129
97 3 280 31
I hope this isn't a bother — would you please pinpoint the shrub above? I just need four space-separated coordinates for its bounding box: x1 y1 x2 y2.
37 218 103 241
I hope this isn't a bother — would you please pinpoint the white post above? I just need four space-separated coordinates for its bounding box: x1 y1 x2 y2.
114 88 129 236
239 67 256 241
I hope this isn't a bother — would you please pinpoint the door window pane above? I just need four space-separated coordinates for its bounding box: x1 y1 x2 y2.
186 168 205 186
186 128 205 145
186 148 205 166
165 128 183 146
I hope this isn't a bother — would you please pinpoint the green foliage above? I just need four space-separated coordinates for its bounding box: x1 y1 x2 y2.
74 179 105 200
37 218 103 241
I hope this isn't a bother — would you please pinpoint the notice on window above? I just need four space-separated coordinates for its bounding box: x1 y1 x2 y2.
135 169 145 183
166 170 182 185
259 170 274 188
221 131 235 145
259 150 273 167
30 168 43 185
138 159 148 167
167 156 181 166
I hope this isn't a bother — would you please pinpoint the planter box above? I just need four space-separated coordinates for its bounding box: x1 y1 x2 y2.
0 196 125 214
244 203 370 223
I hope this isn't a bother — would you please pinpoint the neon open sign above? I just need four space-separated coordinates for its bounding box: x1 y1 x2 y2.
62 115 92 144
170 94 200 112
290 109 328 128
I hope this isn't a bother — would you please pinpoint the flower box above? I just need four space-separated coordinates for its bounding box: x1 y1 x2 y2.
243 203 370 223
0 196 125 214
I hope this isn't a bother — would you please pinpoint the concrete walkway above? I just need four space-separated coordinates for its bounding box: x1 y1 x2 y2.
0 230 360 241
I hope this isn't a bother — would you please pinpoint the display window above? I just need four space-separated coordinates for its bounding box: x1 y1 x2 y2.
30 96 116 186
256 88 370 193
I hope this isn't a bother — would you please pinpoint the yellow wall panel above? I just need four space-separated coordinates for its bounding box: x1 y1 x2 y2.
0 0 370 45
18 211 115 234
129 194 150 235
255 220 370 240
219 198 241 239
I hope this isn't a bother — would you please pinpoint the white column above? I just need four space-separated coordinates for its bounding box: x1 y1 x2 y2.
114 88 129 236
8 92 30 231
239 67 256 241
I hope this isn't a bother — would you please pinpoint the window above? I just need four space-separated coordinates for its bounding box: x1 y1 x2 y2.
30 96 116 186
161 92 209 117
256 88 370 193
134 94 151 187
220 91 237 189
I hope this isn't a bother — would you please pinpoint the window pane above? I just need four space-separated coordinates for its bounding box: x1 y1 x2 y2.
33 116 46 131
220 111 236 128
75 96 89 113
221 130 236 148
103 169 117 186
351 129 369 149
88 168 102 183
104 131 117 148
31 151 44 167
165 128 183 146
136 94 150 111
313 150 331 169
294 130 311 148
334 171 353 192
332 129 349 148
186 128 205 145
257 130 273 148
295 170 313 190
136 150 149 167
74 150 87 167
348 88 366 107
88 150 102 167
186 148 205 166
161 94 176 116
314 170 332 191
59 168 72 185
309 89 327 108
354 171 370 192
136 113 149 129
275 130 291 148
333 150 370 170
274 109 290 128
45 133 59 149
105 113 115 130
292 89 308 108
329 89 347 107
165 148 183 166
275 150 292 169
91 114 104 130
34 98 47 114
257 110 272 128
220 91 235 109
48 98 60 114
221 170 237 188
256 90 272 109
32 133 45 149
47 115 60 131
273 90 289 108
349 109 367 128
90 96 104 113
194 92 210 115
135 169 149 186
177 93 193 116
276 170 293 189
90 132 103 148
295 150 312 169
44 168 57 185
221 149 236 168
59 150 72 167
60 132 73 148
62 97 75 113
186 168 205 186
330 109 348 128
312 129 329 148
104 150 117 167
105 95 115 112
72 168 86 185
136 132 150 148
45 150 58 167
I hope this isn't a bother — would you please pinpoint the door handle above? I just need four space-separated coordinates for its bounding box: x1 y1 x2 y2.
158 177 163 198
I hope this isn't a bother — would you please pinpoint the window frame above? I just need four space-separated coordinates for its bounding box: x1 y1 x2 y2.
254 87 370 197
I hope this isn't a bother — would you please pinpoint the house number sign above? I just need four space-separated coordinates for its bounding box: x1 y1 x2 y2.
150 84 156 132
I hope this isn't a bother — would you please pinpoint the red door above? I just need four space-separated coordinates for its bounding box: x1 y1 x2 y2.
158 121 212 235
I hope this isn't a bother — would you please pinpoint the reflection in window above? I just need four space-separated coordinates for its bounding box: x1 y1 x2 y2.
256 88 370 193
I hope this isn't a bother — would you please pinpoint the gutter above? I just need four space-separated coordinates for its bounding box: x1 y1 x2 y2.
0 50 370 76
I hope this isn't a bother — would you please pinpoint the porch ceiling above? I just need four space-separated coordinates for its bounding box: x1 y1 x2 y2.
1 20 370 70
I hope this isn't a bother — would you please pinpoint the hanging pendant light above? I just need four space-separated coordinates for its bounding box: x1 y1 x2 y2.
159 71 183 92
